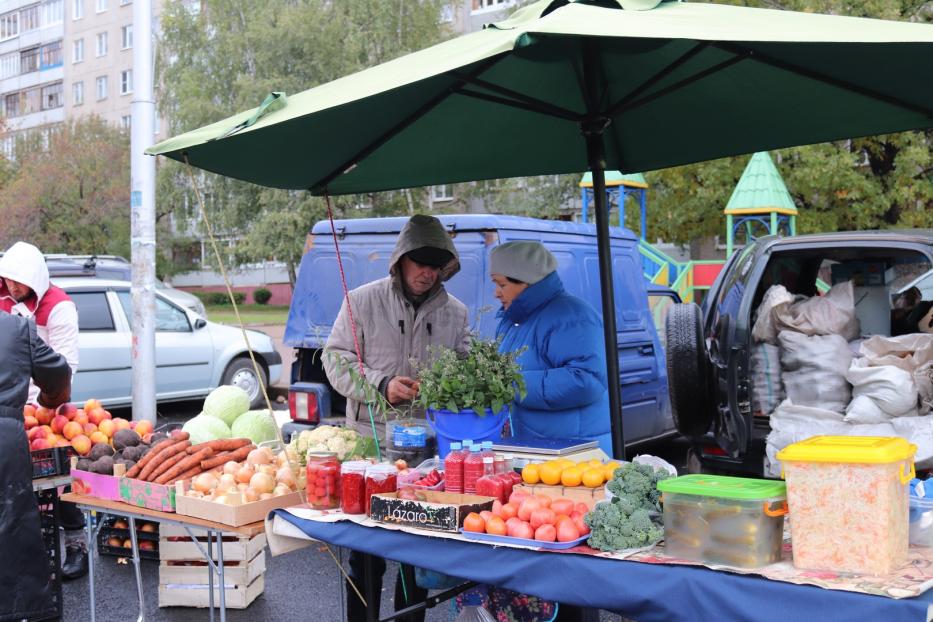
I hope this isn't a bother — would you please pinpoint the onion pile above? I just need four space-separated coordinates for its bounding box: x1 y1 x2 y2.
183 449 298 505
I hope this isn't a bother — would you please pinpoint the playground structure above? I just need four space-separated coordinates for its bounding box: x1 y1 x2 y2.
579 151 797 304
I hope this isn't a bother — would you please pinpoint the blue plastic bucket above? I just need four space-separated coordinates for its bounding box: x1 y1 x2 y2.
426 406 509 458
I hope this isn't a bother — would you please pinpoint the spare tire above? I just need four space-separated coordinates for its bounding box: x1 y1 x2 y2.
665 303 713 439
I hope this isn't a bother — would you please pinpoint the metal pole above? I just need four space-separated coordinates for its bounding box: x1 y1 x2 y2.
127 516 146 622
130 0 156 423
85 509 96 622
584 128 626 460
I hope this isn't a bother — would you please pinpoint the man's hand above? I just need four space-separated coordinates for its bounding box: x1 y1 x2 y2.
386 376 419 404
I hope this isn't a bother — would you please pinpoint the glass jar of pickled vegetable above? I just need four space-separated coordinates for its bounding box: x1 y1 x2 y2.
364 464 398 515
340 461 370 515
306 451 340 510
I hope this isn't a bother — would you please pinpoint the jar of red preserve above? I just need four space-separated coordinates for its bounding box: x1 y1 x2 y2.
306 451 340 510
340 461 369 514
364 464 398 515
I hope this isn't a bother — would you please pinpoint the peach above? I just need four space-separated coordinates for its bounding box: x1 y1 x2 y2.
84 399 101 412
98 419 117 438
24 415 38 430
30 438 51 451
83 423 98 435
27 427 45 442
134 420 153 437
113 418 131 431
87 408 106 425
63 421 83 441
35 406 53 426
70 434 92 456
40 425 53 436
57 403 78 420
89 431 109 446
55 439 71 448
23 404 36 418
102 410 113 420
74 412 89 426
50 415 69 435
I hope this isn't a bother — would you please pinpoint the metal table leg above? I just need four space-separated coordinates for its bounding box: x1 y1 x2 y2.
364 552 378 622
85 509 96 622
217 529 227 622
208 530 215 622
128 516 146 622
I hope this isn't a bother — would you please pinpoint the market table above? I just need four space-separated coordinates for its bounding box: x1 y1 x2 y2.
272 509 933 622
61 492 265 622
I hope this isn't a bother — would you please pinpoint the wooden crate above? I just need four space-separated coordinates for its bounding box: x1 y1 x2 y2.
159 550 266 586
513 483 605 509
159 526 266 563
158 574 264 609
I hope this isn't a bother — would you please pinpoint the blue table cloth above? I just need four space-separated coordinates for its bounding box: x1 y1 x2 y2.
274 510 933 622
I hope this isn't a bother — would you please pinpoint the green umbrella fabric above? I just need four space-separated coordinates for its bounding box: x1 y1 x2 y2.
148 0 933 195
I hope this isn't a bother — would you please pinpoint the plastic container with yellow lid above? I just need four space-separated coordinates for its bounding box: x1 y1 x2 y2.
777 435 916 576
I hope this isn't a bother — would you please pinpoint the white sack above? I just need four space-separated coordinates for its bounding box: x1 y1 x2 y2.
752 285 795 344
779 331 853 413
772 280 860 341
751 343 784 416
844 359 919 423
891 415 933 470
860 334 933 414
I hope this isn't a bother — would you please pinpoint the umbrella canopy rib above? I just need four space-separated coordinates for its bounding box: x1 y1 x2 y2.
453 87 582 122
714 42 933 119
448 72 584 122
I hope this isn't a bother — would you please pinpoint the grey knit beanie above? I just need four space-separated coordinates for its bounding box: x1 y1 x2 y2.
489 241 557 285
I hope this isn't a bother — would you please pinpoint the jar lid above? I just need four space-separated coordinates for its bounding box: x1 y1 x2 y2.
777 435 917 464
483 457 494 464
341 460 370 472
657 474 786 500
307 451 338 459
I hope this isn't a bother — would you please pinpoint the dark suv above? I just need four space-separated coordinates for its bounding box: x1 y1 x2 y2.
665 230 933 476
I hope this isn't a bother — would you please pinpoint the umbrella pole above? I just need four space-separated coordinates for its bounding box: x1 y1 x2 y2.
583 124 626 461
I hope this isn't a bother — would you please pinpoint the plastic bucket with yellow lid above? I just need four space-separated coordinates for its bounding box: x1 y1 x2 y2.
777 435 916 576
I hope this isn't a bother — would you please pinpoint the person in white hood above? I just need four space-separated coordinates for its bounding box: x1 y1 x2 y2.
0 241 87 579
0 242 79 401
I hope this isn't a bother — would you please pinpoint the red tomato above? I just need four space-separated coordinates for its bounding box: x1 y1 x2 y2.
534 494 552 508
551 499 575 516
534 524 557 542
491 500 504 517
513 521 535 540
500 503 519 521
517 498 541 522
573 515 590 536
463 512 486 533
530 508 556 530
486 516 507 536
505 517 524 537
508 490 530 506
480 510 496 523
574 502 590 515
557 520 581 542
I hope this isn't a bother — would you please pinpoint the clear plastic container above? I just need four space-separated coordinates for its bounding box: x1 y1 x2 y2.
777 435 916 575
463 446 484 495
386 420 435 467
909 495 933 547
444 442 465 494
657 474 788 568
398 458 445 491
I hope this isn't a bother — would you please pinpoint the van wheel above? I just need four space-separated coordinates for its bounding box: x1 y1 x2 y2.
222 357 268 410
665 303 713 440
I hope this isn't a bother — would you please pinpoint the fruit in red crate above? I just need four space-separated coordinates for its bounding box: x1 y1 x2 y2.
534 524 557 542
557 520 581 542
139 541 156 551
50 415 68 435
62 421 83 440
97 419 116 438
463 512 485 533
71 434 92 456
122 539 132 548
23 415 38 430
107 537 122 547
57 403 77 420
486 516 507 536
34 406 53 426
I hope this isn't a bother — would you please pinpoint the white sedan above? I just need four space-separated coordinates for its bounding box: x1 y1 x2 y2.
55 277 282 409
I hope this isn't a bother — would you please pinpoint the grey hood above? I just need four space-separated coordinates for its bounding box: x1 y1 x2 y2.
388 215 460 281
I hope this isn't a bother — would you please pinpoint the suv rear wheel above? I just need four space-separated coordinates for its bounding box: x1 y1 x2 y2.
665 303 713 440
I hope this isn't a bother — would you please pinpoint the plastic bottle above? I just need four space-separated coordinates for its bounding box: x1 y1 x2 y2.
493 453 506 474
444 442 465 494
463 446 484 494
481 441 495 462
482 456 495 478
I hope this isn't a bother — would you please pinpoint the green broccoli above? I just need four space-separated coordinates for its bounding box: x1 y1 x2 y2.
606 462 672 513
584 499 664 551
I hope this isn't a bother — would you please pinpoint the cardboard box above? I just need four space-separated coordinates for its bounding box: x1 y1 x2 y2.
513 483 605 509
370 490 495 533
70 469 121 502
118 477 177 512
173 482 303 527
157 574 264 609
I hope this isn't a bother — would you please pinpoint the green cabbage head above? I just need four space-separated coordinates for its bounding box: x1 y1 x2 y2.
182 414 232 445
231 409 279 445
203 385 250 427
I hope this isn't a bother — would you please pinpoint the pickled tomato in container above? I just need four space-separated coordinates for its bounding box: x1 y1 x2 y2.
306 451 340 510
778 435 916 576
340 461 370 515
365 464 398 515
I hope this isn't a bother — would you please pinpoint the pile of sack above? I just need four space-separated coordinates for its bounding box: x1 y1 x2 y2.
752 282 933 476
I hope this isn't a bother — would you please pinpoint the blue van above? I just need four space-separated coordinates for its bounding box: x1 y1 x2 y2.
283 214 679 447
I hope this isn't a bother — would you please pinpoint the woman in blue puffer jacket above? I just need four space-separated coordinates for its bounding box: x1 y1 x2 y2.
490 241 612 455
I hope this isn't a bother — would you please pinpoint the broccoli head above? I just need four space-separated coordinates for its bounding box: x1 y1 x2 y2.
606 462 672 513
584 498 664 552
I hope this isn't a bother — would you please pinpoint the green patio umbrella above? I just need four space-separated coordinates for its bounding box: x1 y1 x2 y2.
148 0 933 459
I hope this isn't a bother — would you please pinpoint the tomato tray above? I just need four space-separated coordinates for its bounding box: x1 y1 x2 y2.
459 529 589 550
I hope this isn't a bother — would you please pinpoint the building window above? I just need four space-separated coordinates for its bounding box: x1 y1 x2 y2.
96 75 107 100
96 0 107 12
41 82 63 109
0 52 18 79
120 114 131 130
23 87 41 114
73 0 83 19
73 38 83 62
20 47 40 74
0 136 14 160
96 31 107 56
4 93 20 117
20 5 40 32
121 23 131 49
1 12 19 40
41 40 63 68
473 0 515 12
432 185 454 202
440 4 454 22
41 0 63 25
120 69 132 94
73 80 83 105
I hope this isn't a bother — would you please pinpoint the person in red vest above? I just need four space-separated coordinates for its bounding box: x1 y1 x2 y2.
0 241 88 579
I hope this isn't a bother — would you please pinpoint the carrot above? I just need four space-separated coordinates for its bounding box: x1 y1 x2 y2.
170 430 190 441
155 447 214 484
126 438 175 479
138 440 191 481
146 442 194 482
185 438 252 454
167 464 205 485
200 444 255 471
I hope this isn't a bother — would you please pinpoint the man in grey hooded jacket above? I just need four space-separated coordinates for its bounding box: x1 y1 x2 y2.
324 214 470 621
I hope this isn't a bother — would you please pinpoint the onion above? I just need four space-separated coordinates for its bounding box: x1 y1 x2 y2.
244 488 259 503
237 482 249 491
185 490 204 498
276 451 288 467
259 493 273 500
213 495 228 505
246 448 272 466
272 483 292 497
218 474 237 489
258 464 276 477
236 465 255 484
249 472 275 494
275 467 297 489
223 461 240 476
193 472 219 494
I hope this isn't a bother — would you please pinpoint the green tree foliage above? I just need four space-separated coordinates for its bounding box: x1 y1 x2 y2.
0 117 133 256
645 0 932 246
156 0 450 285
